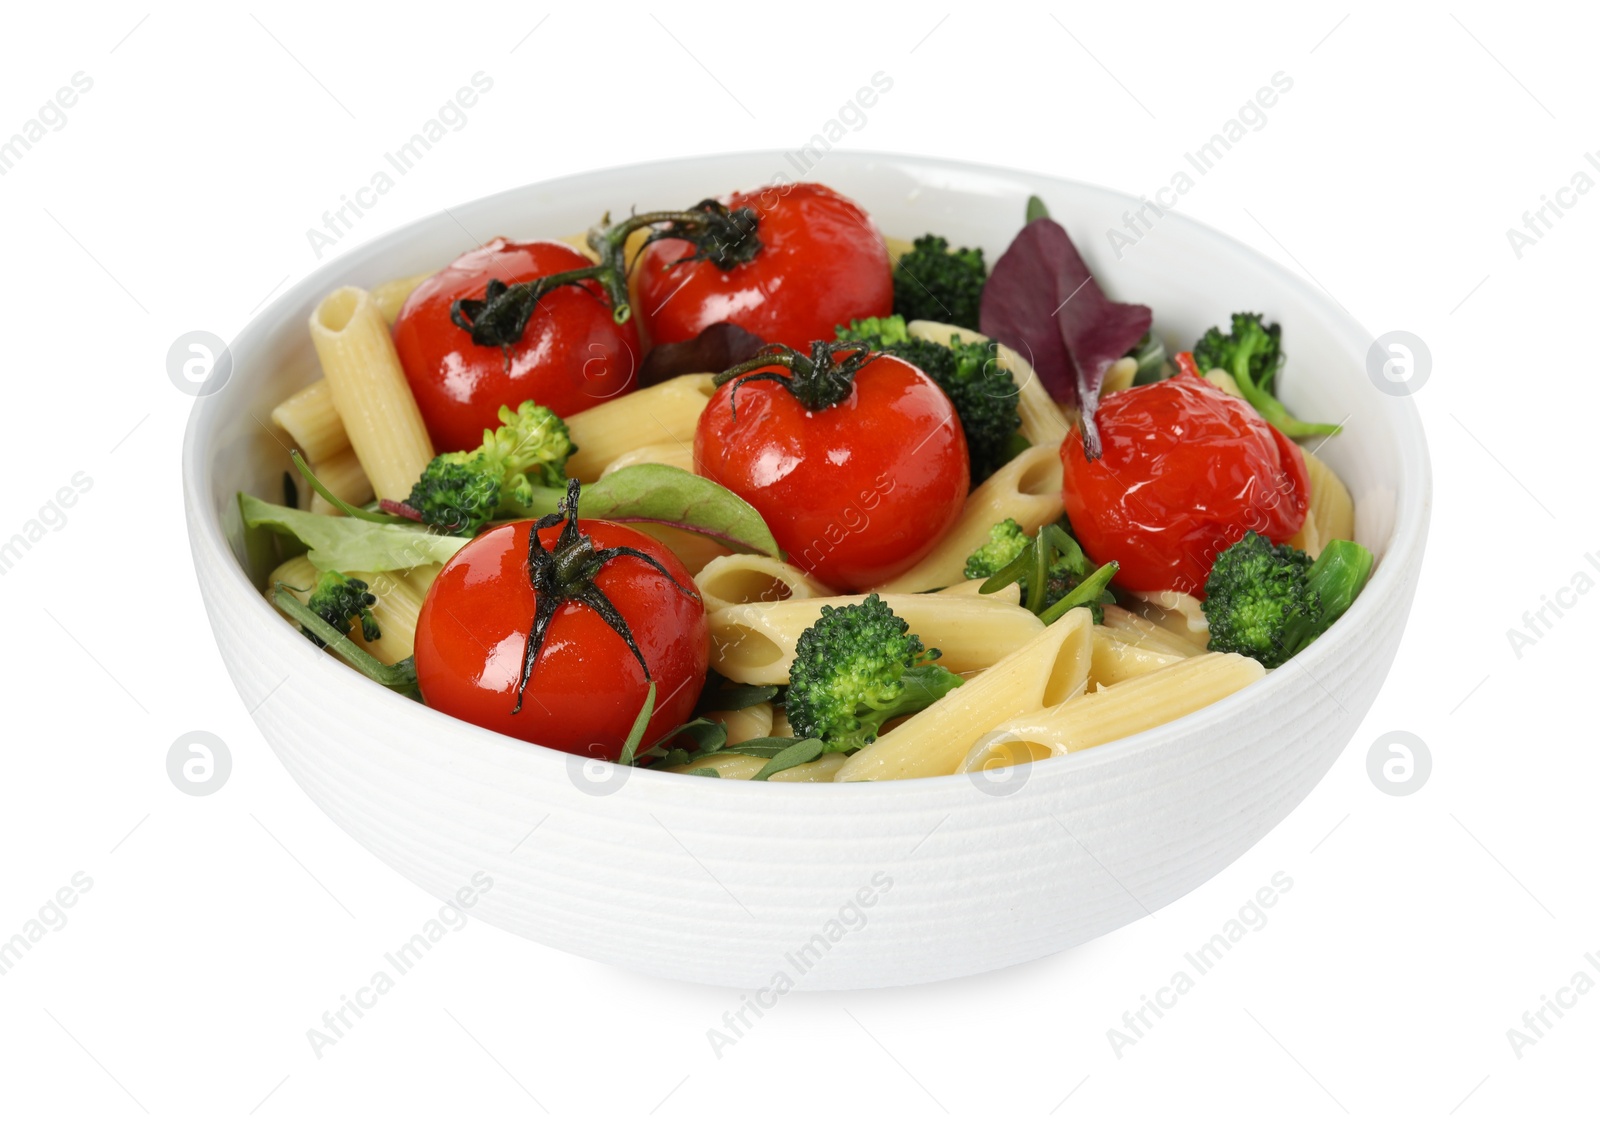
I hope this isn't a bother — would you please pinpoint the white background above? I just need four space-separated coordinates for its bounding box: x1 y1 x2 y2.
1 1 1593 1124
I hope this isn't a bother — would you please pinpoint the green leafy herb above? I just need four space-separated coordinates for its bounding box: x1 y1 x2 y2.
241 495 470 573
749 737 827 781
617 682 657 767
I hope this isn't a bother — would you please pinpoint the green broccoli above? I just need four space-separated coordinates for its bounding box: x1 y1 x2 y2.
303 570 380 646
840 315 1021 483
401 400 574 534
786 594 964 753
964 518 1117 624
1192 313 1339 438
893 234 986 330
1202 531 1374 668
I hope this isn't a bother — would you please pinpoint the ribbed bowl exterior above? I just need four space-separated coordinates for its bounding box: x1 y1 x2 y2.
184 152 1430 989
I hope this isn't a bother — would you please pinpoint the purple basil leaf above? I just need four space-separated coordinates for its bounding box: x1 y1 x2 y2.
979 218 1151 461
639 321 767 386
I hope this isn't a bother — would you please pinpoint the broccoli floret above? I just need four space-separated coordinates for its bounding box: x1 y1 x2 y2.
1202 531 1374 668
964 518 1031 580
304 570 380 646
786 594 964 753
402 400 573 534
893 234 986 330
840 315 1021 483
1192 313 1339 439
963 518 1116 624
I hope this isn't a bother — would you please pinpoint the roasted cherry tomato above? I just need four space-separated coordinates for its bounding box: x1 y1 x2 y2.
1061 366 1309 596
414 507 708 759
635 183 892 350
694 344 969 591
393 238 640 453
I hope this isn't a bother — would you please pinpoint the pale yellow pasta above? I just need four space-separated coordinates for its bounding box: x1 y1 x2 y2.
833 608 1094 782
693 554 837 614
633 523 729 575
310 286 435 502
270 380 349 464
769 709 794 738
267 554 319 600
705 702 774 745
964 652 1264 767
560 230 601 263
307 447 374 515
370 271 433 324
349 570 424 665
1100 605 1204 657
883 235 915 265
668 751 848 782
873 444 1063 593
1126 589 1210 650
1089 626 1185 688
564 373 716 482
1099 356 1138 396
600 444 697 477
935 578 1022 601
1203 367 1246 399
401 562 443 599
709 593 1043 686
1290 449 1354 559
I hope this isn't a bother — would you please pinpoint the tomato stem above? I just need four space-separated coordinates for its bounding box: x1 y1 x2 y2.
512 478 700 715
448 200 762 354
711 340 877 416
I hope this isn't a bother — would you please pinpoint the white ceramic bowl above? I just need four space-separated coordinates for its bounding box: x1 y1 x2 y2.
184 151 1430 989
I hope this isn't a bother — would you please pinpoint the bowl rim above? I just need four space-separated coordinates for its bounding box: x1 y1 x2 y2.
183 147 1432 796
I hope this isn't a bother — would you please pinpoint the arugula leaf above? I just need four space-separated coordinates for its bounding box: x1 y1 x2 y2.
241 495 469 573
694 673 782 714
750 738 827 781
686 767 720 778
617 682 657 767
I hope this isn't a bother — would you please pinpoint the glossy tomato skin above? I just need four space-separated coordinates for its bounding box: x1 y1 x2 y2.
393 238 640 453
413 520 709 759
635 183 892 350
694 353 968 591
1061 372 1309 596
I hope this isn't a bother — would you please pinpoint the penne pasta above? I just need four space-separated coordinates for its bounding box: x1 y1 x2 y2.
883 234 915 265
708 592 1044 686
349 569 425 665
1099 356 1138 396
833 607 1095 781
401 562 444 600
705 702 774 745
633 523 729 576
370 271 434 325
934 577 1022 601
873 444 1063 593
667 751 848 782
997 343 1072 448
1088 625 1185 688
600 444 697 477
1100 605 1204 657
309 286 435 502
1290 448 1354 558
270 380 349 464
769 708 794 738
563 373 716 482
267 554 320 602
1125 589 1211 650
693 554 837 614
307 446 374 515
963 651 1265 767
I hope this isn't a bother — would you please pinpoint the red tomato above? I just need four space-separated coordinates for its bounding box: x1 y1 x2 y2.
413 518 709 758
694 349 968 591
1061 370 1309 596
393 238 640 453
635 183 892 350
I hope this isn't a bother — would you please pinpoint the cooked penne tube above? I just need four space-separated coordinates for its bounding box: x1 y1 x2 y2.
705 702 774 745
600 444 697 477
633 523 729 575
307 447 374 515
667 751 848 782
564 373 716 482
1099 356 1138 396
1089 626 1186 688
934 577 1022 601
964 651 1265 767
349 569 424 665
1290 448 1354 558
873 444 1063 593
883 234 915 265
1100 605 1204 657
401 562 444 600
693 554 837 614
370 270 434 324
267 554 320 601
309 286 434 502
270 380 349 464
833 608 1094 781
769 709 794 738
708 593 1043 686
1125 589 1211 650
